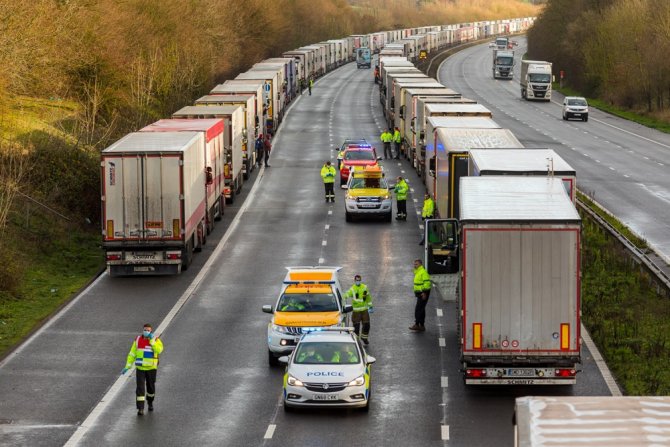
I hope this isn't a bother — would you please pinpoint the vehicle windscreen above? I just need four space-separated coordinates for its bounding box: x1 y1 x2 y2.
277 293 339 312
341 140 367 150
344 150 375 161
496 57 514 66
567 98 587 106
529 73 551 83
293 342 361 365
349 177 387 189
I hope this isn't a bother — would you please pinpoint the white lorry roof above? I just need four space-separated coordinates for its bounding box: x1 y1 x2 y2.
460 176 579 222
426 104 492 115
173 105 242 117
103 132 200 154
515 396 670 447
469 149 575 174
429 116 500 129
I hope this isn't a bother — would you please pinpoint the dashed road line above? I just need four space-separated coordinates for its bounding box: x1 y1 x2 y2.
322 240 327 246
318 258 325 264
441 376 448 388
441 425 450 441
436 308 443 317
438 337 446 347
263 425 276 439
325 224 330 230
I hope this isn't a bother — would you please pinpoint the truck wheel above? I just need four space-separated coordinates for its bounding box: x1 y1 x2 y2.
194 230 203 252
215 196 224 221
268 350 279 366
226 190 235 205
182 239 193 271
243 162 250 180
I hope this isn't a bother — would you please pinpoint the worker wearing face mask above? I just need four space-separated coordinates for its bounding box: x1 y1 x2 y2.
343 274 373 345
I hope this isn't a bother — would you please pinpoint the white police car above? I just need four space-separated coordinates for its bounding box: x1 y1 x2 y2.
279 328 375 411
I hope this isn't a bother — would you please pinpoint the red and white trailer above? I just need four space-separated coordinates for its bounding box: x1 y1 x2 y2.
101 132 207 276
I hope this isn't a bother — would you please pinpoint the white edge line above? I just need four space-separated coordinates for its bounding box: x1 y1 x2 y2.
64 145 267 447
438 337 446 347
581 323 622 396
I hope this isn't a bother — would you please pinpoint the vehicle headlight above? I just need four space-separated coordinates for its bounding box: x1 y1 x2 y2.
347 375 365 386
287 375 304 387
382 194 390 200
271 324 289 334
346 194 354 200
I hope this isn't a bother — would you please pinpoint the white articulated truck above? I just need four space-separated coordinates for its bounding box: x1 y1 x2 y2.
424 176 582 385
172 105 245 204
520 60 552 101
492 49 515 79
101 132 207 276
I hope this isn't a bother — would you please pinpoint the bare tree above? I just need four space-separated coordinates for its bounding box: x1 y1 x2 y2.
0 142 27 232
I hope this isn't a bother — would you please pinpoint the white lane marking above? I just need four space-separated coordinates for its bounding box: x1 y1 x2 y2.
397 163 402 166
416 210 422 215
400 170 405 174
318 258 325 264
441 376 448 388
322 240 327 246
328 210 332 215
581 323 622 396
263 424 277 439
441 425 450 441
436 308 443 317
438 338 446 347
413 198 418 202
325 224 330 230
609 167 615 171
624 174 630 178
644 156 649 160
64 134 269 446
658 162 664 166
419 224 424 230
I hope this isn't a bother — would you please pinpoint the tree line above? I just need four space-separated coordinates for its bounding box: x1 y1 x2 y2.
528 0 670 114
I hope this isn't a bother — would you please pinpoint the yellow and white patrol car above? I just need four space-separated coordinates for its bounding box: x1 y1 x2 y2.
344 165 392 222
262 267 352 366
279 328 375 411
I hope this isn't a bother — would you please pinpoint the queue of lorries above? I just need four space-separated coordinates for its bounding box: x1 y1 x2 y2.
100 16 536 277
373 37 586 388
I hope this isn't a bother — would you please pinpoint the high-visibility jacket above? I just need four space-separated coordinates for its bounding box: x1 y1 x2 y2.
344 283 372 312
422 197 435 218
321 164 336 183
125 335 164 371
393 129 401 143
380 131 393 143
413 265 431 292
394 179 408 201
331 350 358 363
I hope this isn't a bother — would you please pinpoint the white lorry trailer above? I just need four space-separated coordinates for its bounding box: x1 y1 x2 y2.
210 81 265 137
492 49 515 79
424 176 582 384
172 105 245 204
101 132 207 276
195 94 257 178
520 60 552 101
469 148 577 203
514 396 670 446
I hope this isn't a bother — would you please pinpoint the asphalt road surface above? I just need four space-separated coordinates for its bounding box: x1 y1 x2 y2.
1 48 619 447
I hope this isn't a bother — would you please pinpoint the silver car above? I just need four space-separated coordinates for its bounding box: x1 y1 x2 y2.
562 96 589 122
279 328 375 411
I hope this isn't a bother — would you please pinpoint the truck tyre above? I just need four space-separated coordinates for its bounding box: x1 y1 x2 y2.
268 350 279 366
194 229 203 252
243 161 250 180
227 190 235 205
215 196 224 221
182 239 193 271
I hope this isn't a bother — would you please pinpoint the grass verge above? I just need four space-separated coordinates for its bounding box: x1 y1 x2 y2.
581 212 670 395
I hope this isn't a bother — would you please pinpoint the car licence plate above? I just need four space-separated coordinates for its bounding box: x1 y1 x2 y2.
358 204 377 208
313 393 338 401
507 368 534 377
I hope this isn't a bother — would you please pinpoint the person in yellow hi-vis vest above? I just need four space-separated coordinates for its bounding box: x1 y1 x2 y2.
122 323 164 415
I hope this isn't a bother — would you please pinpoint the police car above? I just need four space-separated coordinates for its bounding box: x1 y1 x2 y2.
262 267 352 366
279 328 375 411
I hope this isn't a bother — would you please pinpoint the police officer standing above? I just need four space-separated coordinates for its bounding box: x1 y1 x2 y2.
344 274 373 345
122 323 164 415
393 127 401 159
380 128 393 159
321 160 336 202
409 259 431 332
394 176 409 220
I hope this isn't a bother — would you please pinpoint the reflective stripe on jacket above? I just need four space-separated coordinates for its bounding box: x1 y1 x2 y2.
344 283 372 312
413 266 431 292
126 336 163 371
422 197 435 218
394 180 408 201
321 165 336 183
